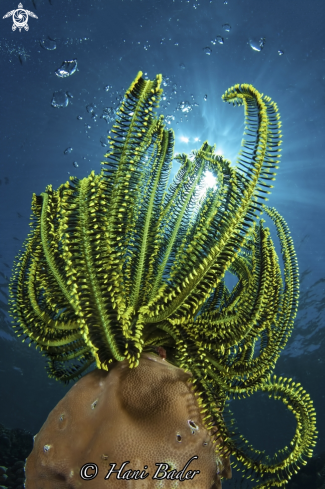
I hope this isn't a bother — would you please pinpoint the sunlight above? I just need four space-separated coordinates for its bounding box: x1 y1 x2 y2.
179 135 189 143
196 170 217 202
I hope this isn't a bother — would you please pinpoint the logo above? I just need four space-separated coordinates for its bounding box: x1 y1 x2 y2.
3 3 38 32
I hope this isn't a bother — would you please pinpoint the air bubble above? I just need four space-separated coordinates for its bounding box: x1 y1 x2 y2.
203 46 212 55
64 147 73 155
212 36 224 45
101 107 114 123
249 37 265 52
222 23 231 32
278 49 284 56
73 162 79 168
86 104 96 114
165 115 175 125
43 444 51 452
100 136 108 147
40 37 56 50
176 434 182 442
177 101 192 113
91 399 98 409
51 91 69 108
55 59 78 78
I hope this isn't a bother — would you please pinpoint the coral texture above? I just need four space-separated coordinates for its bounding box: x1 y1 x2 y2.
25 354 231 488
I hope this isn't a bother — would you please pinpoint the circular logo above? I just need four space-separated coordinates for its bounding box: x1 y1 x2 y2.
13 8 28 31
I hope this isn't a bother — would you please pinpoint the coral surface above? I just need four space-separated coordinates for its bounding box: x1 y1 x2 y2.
25 353 231 488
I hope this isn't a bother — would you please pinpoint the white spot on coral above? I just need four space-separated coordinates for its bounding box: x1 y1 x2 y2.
188 420 199 434
91 399 98 409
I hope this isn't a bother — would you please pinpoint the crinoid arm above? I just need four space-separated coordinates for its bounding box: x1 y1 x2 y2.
9 73 317 486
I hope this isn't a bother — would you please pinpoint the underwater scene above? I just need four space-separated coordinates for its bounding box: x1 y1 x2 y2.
0 0 324 488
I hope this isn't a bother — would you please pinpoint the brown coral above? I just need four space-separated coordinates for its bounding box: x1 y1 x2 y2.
25 353 231 488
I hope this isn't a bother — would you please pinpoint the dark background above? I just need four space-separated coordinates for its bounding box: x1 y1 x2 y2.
0 0 324 484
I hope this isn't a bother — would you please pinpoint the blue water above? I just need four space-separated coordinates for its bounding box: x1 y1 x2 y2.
0 0 324 485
